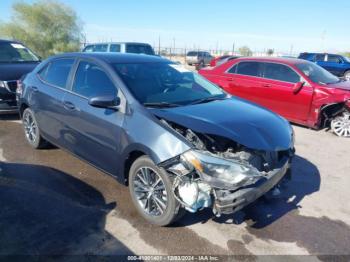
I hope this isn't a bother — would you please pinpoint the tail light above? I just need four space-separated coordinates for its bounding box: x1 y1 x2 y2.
16 80 23 96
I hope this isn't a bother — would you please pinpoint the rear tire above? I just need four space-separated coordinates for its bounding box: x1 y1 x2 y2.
128 155 183 226
22 108 49 149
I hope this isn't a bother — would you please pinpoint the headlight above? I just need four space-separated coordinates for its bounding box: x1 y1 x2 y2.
0 81 5 88
180 150 262 190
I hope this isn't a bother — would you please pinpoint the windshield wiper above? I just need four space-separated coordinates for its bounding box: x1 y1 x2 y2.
189 95 227 105
143 102 181 108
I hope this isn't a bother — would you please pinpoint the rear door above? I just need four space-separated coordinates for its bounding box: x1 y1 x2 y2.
259 62 313 122
220 61 264 103
314 54 327 68
62 59 124 175
35 58 75 146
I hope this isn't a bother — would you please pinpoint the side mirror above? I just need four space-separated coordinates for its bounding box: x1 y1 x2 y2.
292 82 305 94
88 95 120 110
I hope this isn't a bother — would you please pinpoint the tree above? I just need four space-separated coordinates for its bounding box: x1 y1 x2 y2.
0 0 83 58
267 48 274 56
238 46 253 56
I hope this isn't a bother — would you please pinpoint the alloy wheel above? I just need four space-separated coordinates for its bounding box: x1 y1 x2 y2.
331 112 350 137
23 111 38 143
132 167 168 216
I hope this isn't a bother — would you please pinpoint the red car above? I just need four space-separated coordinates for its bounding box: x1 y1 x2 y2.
199 57 350 137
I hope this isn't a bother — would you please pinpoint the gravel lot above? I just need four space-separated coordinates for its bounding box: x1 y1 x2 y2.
0 114 350 260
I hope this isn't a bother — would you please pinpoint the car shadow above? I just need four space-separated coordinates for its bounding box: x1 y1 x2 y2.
0 161 135 258
0 114 20 121
176 155 321 228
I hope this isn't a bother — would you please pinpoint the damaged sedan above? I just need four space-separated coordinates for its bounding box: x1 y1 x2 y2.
18 53 294 226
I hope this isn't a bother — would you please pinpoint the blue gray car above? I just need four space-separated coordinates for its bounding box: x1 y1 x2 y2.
18 53 294 226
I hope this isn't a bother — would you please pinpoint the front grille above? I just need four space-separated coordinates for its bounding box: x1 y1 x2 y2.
4 81 18 93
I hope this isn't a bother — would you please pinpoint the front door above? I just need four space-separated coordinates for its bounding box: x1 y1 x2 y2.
258 62 313 122
62 60 124 175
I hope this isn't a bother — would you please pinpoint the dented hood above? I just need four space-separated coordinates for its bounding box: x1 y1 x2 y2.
150 98 293 151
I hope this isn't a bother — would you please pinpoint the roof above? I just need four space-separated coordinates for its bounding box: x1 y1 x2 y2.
0 39 22 44
84 42 152 46
234 56 307 65
51 52 170 64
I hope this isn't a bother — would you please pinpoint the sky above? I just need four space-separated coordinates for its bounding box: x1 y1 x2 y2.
1 0 350 54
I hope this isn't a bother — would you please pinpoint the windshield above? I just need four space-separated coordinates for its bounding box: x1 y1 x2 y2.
125 44 155 55
296 61 340 85
343 56 350 63
0 42 39 62
113 62 226 106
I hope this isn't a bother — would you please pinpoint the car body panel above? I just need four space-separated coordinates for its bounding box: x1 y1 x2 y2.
199 57 350 128
150 97 293 151
19 53 192 183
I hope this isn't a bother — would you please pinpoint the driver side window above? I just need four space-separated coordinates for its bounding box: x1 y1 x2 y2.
72 61 117 98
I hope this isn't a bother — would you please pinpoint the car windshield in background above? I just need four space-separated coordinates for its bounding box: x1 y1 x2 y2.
0 42 39 62
343 56 350 63
296 61 340 85
125 44 154 55
113 62 226 106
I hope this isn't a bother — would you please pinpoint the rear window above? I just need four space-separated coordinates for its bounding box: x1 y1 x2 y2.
298 53 309 60
110 44 121 52
187 51 198 56
314 54 325 62
236 62 262 77
126 44 154 55
39 58 74 88
83 44 108 52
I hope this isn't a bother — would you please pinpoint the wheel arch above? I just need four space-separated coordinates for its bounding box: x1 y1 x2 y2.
19 102 29 118
319 102 347 128
121 144 161 186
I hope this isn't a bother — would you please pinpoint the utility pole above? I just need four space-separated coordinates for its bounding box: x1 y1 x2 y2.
232 43 235 55
290 44 294 56
158 35 161 55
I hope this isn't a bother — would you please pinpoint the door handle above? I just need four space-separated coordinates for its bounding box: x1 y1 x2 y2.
227 77 233 81
63 101 76 110
31 86 38 92
262 84 271 87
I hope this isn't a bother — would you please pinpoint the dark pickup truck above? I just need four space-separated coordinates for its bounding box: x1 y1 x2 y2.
0 39 40 114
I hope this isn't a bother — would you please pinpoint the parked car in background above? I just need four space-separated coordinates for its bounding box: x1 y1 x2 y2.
298 52 350 80
18 53 294 226
186 51 213 67
0 39 40 114
82 42 156 56
210 55 240 67
199 57 350 137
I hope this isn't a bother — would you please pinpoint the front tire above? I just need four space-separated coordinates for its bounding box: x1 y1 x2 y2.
128 155 182 226
331 111 350 137
22 108 49 149
344 70 350 81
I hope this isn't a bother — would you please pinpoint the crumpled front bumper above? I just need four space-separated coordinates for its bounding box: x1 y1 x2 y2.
213 157 290 215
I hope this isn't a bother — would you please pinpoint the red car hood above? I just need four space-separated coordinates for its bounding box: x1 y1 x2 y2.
328 81 350 91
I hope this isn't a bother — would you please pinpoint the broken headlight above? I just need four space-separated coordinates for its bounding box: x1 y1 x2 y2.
180 150 262 190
